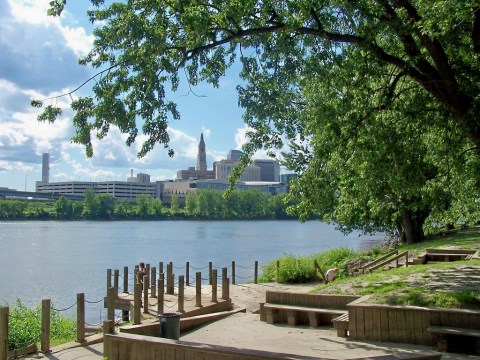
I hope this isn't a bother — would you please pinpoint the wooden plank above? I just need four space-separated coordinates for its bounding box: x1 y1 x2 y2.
427 326 480 337
349 308 357 338
356 307 365 340
448 311 460 328
118 341 132 359
262 303 345 315
397 309 407 343
165 346 176 360
467 313 480 330
286 310 297 326
404 309 415 344
421 310 433 346
429 309 440 326
388 310 398 343
425 248 476 255
174 347 185 360
380 307 389 342
135 340 148 360
457 313 471 329
440 310 449 326
183 348 195 360
364 307 373 339
371 308 381 341
409 309 422 345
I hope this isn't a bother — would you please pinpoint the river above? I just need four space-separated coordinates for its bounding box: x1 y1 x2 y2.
0 220 383 323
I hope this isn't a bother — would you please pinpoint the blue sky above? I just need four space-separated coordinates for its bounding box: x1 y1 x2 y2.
0 0 270 191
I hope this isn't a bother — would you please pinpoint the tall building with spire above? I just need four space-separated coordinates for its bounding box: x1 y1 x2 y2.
177 133 215 180
196 133 207 178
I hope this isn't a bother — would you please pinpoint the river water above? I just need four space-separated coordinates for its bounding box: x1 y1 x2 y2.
0 220 383 323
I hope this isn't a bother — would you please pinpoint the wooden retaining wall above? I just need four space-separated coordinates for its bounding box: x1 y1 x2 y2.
104 333 324 360
261 291 360 325
348 297 480 346
265 291 360 309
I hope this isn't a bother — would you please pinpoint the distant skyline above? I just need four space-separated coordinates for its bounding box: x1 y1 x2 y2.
0 1 281 191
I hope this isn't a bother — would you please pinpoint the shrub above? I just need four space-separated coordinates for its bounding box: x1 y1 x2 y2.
7 299 76 350
259 247 359 283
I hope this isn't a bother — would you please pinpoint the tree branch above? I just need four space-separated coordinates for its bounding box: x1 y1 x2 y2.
37 63 119 102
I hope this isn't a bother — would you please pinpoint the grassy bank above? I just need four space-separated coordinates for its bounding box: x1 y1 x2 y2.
260 225 480 309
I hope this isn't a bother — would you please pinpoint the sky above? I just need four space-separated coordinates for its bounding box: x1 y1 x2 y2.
0 0 270 191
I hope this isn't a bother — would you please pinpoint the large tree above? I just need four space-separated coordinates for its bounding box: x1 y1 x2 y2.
37 0 480 155
35 1 480 241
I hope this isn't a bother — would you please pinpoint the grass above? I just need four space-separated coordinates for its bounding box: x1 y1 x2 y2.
260 225 480 309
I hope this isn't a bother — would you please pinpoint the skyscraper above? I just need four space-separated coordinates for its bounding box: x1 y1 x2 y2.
196 133 207 178
42 153 50 183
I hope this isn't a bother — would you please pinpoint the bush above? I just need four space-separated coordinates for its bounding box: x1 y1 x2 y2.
259 247 359 283
7 299 76 350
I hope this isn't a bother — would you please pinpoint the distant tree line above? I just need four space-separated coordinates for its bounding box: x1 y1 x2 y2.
0 189 297 220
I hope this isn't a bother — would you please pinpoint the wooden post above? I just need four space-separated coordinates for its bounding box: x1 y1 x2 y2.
405 251 409 267
186 261 190 286
151 267 157 298
76 293 85 343
212 269 217 303
195 272 202 307
158 275 164 315
103 320 113 334
254 261 258 284
170 273 175 294
143 275 149 314
276 260 280 282
146 264 151 291
107 287 115 333
123 266 129 293
226 277 230 300
159 262 164 277
178 276 185 313
222 268 228 300
107 269 112 290
133 282 141 325
208 262 213 285
0 306 8 360
166 263 173 295
134 266 138 284
231 261 236 285
114 269 119 296
41 299 50 353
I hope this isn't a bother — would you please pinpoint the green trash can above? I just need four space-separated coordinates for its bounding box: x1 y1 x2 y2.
159 313 180 340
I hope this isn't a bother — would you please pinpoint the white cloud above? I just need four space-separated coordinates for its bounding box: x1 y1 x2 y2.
0 160 34 172
234 125 249 149
60 25 94 57
7 0 93 57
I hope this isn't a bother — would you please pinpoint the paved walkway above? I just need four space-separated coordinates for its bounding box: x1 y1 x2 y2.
23 315 476 360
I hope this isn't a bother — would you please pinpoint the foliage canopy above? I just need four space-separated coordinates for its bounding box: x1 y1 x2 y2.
36 0 480 242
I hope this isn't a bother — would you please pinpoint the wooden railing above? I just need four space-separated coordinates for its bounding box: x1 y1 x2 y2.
360 249 399 273
367 251 408 273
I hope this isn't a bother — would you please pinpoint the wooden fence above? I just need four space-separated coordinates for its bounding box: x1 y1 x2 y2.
0 259 259 360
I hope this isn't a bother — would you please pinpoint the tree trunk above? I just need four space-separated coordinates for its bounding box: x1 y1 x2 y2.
401 208 426 245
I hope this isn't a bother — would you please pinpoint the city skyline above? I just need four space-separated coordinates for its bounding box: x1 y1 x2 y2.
0 1 282 192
